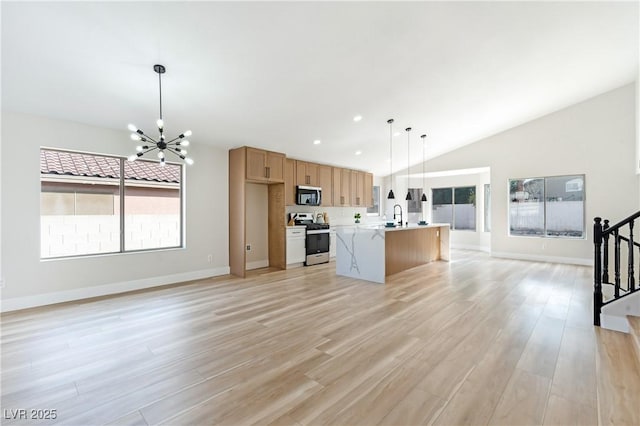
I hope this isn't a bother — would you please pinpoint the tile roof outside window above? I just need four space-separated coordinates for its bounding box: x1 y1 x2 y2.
40 150 180 183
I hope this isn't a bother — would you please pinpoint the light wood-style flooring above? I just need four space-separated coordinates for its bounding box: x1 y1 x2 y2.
2 250 639 425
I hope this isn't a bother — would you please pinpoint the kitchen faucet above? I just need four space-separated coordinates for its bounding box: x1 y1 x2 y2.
393 204 403 227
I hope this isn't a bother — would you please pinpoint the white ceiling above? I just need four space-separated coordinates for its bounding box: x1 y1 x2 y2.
2 1 638 176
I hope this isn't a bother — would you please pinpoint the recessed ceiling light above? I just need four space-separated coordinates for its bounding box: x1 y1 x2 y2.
313 139 321 145
353 115 363 122
355 150 362 155
393 132 400 137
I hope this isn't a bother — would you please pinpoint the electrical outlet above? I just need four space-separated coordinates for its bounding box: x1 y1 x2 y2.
246 244 251 251
207 254 213 263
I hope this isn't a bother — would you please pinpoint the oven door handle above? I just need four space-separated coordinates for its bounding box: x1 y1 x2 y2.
306 230 330 235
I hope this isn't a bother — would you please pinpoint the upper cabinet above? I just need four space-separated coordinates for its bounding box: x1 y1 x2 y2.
333 168 351 207
281 157 371 207
363 172 373 208
350 171 365 206
284 158 296 206
295 161 319 187
246 147 285 183
318 165 333 207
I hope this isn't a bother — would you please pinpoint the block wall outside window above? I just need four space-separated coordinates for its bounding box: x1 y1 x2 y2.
432 186 476 231
508 175 584 238
40 149 183 259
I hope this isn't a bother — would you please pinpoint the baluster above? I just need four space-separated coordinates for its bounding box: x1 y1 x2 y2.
614 229 620 298
602 220 610 283
593 217 603 326
629 220 635 292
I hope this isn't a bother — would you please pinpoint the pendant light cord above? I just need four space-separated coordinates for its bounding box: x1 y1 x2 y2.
158 70 163 121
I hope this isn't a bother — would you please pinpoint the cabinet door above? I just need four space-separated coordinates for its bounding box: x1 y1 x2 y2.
266 152 285 182
295 161 307 186
246 148 267 181
332 167 343 206
285 158 296 206
356 172 365 206
350 171 365 206
296 161 320 186
341 169 352 206
364 173 373 207
318 165 333 206
307 163 319 187
286 232 306 264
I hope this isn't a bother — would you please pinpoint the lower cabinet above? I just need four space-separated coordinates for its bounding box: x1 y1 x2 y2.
286 228 306 265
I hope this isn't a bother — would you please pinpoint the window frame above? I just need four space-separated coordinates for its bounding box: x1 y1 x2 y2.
431 185 477 231
507 174 585 240
40 147 185 260
366 185 381 216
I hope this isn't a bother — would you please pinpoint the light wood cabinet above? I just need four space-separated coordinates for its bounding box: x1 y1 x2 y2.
364 172 373 207
245 147 285 183
350 171 365 206
229 146 286 279
285 158 296 206
295 161 319 187
333 167 351 206
318 165 333 206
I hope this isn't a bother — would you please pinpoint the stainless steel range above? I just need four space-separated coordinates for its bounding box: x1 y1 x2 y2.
291 212 330 266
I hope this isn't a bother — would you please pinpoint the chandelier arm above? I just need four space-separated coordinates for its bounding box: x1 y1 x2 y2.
141 146 159 155
136 130 159 144
165 148 184 159
163 136 182 145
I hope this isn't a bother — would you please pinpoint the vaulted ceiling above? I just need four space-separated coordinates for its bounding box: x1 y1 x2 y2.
2 1 638 175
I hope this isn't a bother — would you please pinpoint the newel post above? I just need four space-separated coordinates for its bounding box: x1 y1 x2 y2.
593 217 603 326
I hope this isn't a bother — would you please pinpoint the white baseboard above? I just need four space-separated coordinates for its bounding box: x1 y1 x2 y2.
491 251 591 266
451 244 490 253
246 260 269 270
0 266 230 313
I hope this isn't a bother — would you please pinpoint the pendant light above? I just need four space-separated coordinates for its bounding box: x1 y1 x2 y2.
405 127 412 201
421 134 428 202
128 64 194 166
387 119 395 199
419 134 428 226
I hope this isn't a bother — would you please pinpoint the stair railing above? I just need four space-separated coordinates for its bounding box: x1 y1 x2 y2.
594 212 640 326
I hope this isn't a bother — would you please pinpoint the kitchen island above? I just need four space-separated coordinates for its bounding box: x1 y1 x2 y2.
335 224 450 284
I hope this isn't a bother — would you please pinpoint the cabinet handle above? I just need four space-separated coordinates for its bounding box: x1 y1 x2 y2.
266 167 270 178
340 196 344 205
357 197 360 205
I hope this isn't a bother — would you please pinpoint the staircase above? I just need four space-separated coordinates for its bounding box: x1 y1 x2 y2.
593 214 640 424
593 214 640 331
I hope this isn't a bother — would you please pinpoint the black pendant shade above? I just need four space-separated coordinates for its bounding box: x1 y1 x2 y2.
405 127 412 201
421 192 427 202
387 189 395 200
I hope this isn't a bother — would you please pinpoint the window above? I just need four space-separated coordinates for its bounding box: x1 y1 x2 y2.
40 149 183 259
367 185 380 216
509 175 584 238
407 188 423 213
432 186 476 231
484 184 491 232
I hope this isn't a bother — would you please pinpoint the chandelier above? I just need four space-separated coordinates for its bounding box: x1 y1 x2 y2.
128 64 193 166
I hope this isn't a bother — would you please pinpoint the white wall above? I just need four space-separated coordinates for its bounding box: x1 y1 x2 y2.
1 112 229 311
410 84 637 264
245 183 269 269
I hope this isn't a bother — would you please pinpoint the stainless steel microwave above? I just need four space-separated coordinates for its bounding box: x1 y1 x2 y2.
296 186 322 206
